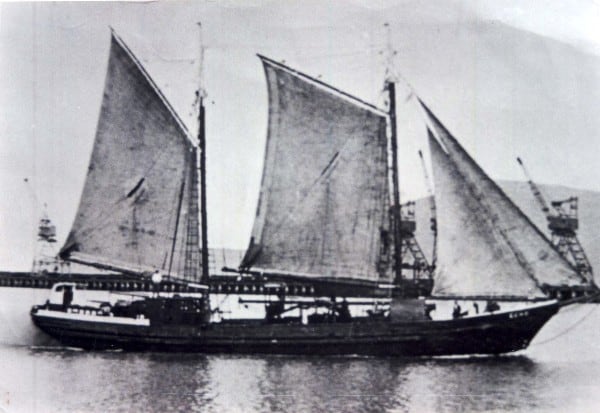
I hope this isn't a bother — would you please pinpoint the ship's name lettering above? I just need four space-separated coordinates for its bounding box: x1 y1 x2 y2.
509 311 529 319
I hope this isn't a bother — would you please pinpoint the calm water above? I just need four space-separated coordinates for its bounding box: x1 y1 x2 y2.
2 304 600 413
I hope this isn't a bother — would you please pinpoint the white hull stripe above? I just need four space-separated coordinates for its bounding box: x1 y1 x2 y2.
35 309 150 326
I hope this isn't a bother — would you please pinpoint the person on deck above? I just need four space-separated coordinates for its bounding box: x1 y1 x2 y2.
485 300 500 313
62 286 73 310
452 301 462 319
337 298 352 322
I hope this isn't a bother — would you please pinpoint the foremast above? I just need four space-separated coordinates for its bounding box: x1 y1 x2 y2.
197 22 210 284
196 96 209 283
59 28 208 288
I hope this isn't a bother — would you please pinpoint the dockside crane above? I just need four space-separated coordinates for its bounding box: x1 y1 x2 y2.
398 200 431 281
516 157 593 281
393 150 439 282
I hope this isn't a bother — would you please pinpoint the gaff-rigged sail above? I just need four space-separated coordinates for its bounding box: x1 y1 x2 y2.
423 101 587 299
60 32 202 280
241 56 392 283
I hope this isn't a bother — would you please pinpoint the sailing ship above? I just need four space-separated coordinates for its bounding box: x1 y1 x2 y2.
31 30 597 355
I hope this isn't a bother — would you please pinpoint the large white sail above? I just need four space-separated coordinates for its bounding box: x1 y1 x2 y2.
60 32 202 280
422 100 587 298
429 132 545 298
241 57 392 282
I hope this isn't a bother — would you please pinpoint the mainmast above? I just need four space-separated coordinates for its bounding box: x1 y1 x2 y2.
387 81 402 284
383 23 403 284
197 22 209 283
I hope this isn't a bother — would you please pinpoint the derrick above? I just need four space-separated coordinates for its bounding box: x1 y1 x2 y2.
516 157 593 281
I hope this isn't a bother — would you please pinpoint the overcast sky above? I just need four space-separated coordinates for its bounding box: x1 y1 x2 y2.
1 0 599 270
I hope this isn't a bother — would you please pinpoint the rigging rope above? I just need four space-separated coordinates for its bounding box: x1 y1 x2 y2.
530 303 599 347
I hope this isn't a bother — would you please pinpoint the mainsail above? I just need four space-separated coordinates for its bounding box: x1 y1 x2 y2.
241 56 392 283
60 32 202 281
423 101 587 299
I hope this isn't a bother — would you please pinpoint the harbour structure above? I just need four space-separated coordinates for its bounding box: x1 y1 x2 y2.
517 157 593 283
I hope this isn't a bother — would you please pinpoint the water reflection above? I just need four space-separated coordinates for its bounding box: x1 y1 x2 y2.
407 356 542 412
246 356 410 413
9 348 599 413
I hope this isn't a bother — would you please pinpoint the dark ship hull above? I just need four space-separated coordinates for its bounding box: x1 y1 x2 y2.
31 300 558 356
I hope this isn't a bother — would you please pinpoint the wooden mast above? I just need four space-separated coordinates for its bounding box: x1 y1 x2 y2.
388 81 402 285
384 23 403 286
197 22 210 283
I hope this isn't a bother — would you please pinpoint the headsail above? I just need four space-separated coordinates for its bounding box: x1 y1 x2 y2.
422 100 587 298
429 132 544 298
60 32 203 281
241 56 392 283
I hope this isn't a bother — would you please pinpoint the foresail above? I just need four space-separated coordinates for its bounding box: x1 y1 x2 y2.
241 57 391 283
60 33 202 280
429 132 545 299
421 100 587 294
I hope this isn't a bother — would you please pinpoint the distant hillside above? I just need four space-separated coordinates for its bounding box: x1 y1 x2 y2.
215 182 600 278
414 181 600 280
